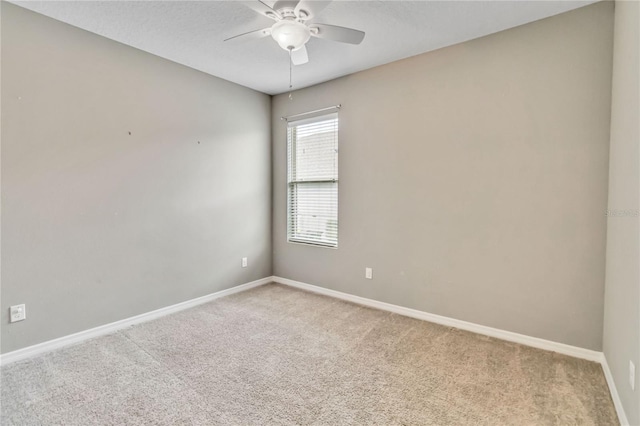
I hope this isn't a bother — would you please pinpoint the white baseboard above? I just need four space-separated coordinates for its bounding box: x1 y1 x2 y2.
273 276 603 363
0 276 274 366
601 355 630 425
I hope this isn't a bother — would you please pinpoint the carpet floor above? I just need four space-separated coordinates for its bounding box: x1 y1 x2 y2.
1 283 618 425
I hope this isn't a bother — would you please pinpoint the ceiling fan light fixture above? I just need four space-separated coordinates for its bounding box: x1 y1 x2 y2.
271 20 311 51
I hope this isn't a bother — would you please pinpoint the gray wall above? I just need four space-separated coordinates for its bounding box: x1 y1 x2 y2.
1 3 272 353
603 0 640 423
272 2 614 351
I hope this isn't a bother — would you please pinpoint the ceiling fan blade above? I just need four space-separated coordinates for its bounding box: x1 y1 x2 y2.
310 24 365 45
241 1 282 21
294 0 331 21
291 45 309 65
224 27 271 42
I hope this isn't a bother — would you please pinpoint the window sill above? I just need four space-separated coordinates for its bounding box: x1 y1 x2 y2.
287 239 338 250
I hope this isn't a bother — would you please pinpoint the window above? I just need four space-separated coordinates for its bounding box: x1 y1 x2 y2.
287 113 338 247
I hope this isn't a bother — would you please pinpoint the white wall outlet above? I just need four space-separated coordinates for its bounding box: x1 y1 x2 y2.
365 267 373 279
10 304 26 323
630 361 636 391
241 257 248 268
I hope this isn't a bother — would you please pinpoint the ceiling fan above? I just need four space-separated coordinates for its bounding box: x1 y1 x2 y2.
225 0 365 66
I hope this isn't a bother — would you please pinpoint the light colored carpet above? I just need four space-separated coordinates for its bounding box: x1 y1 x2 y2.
1 283 618 425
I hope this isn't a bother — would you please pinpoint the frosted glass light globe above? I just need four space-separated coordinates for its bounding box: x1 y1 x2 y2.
271 20 311 51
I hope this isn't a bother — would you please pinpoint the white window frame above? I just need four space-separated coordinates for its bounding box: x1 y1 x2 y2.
286 112 339 248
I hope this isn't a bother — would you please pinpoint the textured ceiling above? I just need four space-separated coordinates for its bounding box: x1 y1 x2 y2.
11 0 598 95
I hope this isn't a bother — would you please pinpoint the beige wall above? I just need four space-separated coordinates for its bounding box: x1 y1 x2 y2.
1 3 272 353
272 2 614 351
603 0 640 423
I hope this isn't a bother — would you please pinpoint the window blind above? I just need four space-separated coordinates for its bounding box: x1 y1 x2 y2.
287 113 338 247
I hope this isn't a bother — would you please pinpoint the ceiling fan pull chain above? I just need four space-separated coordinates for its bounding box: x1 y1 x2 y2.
289 48 293 100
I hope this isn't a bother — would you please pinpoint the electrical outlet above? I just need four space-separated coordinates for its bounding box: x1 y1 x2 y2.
10 304 26 323
365 267 373 279
630 361 635 391
241 257 248 268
